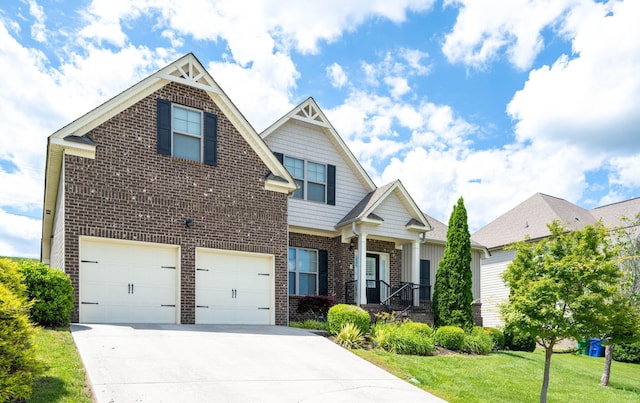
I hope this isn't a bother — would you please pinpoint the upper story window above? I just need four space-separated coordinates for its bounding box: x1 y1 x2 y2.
172 105 202 162
280 154 335 205
157 99 218 166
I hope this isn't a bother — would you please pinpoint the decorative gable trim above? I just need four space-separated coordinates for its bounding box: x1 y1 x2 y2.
261 97 376 192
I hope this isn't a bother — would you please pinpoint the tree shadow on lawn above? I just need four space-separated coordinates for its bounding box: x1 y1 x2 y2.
609 381 640 396
29 376 69 403
496 351 537 361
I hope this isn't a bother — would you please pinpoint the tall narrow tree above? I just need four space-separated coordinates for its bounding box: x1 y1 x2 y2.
432 197 474 331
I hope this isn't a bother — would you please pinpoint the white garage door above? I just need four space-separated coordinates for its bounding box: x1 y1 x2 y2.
196 249 274 324
80 238 179 324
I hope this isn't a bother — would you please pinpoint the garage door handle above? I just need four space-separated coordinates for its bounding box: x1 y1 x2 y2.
81 301 99 305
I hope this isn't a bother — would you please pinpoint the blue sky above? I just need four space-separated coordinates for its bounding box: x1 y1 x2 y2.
1 0 639 258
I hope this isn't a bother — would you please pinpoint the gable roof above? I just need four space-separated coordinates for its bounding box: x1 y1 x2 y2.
260 97 376 192
42 53 296 261
591 196 640 228
335 180 431 231
472 193 596 249
421 211 486 251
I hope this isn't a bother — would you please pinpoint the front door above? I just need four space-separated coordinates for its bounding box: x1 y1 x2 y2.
365 254 380 304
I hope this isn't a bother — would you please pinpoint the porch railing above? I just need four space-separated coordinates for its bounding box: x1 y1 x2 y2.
344 280 431 308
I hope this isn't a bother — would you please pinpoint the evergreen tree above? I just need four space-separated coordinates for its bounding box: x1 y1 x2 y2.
432 197 474 331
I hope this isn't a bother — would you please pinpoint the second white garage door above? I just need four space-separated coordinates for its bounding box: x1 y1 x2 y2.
196 248 274 324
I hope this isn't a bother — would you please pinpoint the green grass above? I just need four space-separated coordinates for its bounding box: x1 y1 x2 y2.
29 328 92 403
353 349 640 402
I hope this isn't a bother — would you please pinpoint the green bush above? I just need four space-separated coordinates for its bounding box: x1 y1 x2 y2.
327 304 370 336
0 282 43 402
18 260 73 327
335 322 365 349
434 326 466 351
462 327 493 355
484 327 505 350
372 322 434 355
504 331 537 352
613 342 640 364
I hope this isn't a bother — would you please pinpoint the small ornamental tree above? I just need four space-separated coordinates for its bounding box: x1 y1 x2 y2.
432 197 474 331
502 221 622 403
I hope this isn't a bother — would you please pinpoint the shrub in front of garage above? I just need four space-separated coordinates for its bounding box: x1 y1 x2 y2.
18 260 73 327
0 259 43 402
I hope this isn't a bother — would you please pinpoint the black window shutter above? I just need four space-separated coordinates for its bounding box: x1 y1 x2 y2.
318 250 328 296
203 112 218 166
327 164 336 205
157 99 171 156
274 152 284 164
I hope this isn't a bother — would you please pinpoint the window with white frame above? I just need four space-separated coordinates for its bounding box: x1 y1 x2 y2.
288 247 318 295
284 157 326 202
172 105 202 162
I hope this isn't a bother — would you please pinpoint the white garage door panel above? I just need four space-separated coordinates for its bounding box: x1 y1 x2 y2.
196 250 273 325
80 239 178 324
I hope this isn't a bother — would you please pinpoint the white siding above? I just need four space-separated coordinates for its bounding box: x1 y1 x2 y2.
368 190 421 241
401 242 482 300
50 163 65 271
480 249 516 328
264 120 370 232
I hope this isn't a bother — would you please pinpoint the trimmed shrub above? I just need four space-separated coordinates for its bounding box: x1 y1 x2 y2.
434 326 466 351
484 327 505 350
504 331 537 352
335 322 365 349
613 342 640 364
18 260 73 327
296 295 338 320
462 327 493 355
371 322 434 356
0 282 43 402
327 304 370 336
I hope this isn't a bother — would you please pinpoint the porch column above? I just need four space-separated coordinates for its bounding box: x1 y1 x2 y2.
356 232 368 306
412 240 420 306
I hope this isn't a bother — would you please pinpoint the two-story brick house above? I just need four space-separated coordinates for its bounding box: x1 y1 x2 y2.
42 53 486 325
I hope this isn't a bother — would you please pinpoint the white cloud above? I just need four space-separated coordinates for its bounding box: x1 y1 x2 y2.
609 154 640 189
0 209 41 258
443 0 577 70
507 0 640 152
28 0 47 42
326 63 348 88
384 76 410 99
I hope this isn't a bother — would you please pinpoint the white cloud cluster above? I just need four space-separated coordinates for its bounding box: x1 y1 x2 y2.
443 0 577 70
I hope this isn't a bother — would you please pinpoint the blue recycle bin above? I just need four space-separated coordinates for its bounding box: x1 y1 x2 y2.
589 338 605 357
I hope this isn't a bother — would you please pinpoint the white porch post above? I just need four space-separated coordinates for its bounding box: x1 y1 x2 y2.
412 240 420 306
357 232 368 306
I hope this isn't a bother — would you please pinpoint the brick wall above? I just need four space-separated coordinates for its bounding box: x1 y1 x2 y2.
62 82 289 325
287 233 401 322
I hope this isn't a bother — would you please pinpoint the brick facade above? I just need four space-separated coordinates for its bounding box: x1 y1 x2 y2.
62 82 289 325
287 233 401 322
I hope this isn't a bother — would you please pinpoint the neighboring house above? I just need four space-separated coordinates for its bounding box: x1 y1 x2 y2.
41 53 486 326
474 192 640 328
261 98 487 324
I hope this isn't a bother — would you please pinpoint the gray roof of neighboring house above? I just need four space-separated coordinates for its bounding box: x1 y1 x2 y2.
472 193 598 249
591 196 640 228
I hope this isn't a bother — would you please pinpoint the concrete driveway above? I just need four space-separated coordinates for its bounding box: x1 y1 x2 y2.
71 324 446 403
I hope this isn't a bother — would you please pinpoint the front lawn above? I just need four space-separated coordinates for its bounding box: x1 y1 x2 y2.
354 349 640 402
30 328 92 403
